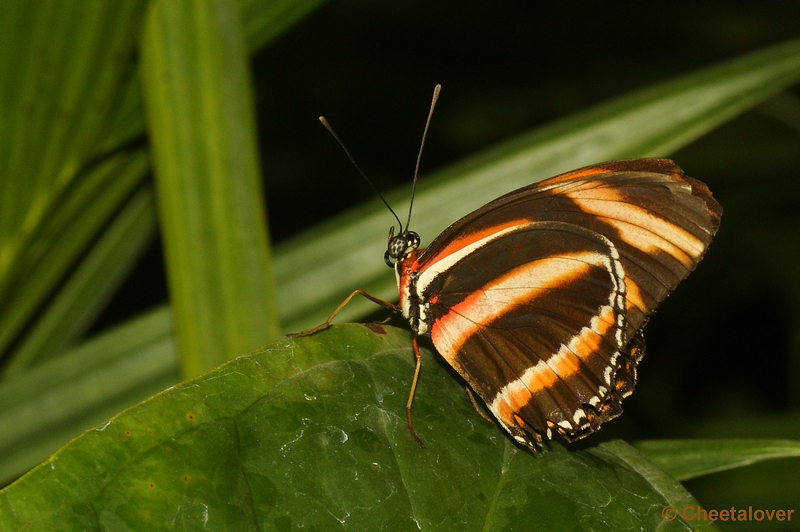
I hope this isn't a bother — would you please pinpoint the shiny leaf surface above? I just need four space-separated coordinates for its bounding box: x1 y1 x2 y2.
0 325 712 531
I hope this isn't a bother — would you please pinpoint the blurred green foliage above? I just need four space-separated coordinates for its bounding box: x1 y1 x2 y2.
1 0 800 529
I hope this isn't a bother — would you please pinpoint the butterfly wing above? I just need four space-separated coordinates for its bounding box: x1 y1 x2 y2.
403 158 721 446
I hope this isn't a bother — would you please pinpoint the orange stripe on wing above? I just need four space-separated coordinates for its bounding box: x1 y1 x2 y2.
522 307 617 393
624 278 645 314
489 304 624 431
538 165 613 185
430 251 602 367
425 218 531 270
490 360 551 429
566 185 706 267
569 305 616 359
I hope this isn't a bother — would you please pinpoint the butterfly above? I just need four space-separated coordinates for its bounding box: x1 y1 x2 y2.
383 157 721 448
306 87 722 449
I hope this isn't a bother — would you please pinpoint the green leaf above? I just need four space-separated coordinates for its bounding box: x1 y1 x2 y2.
0 150 150 357
0 325 713 531
140 0 280 376
0 0 327 366
0 0 332 485
634 439 800 482
0 307 178 486
601 441 712 520
274 37 800 334
240 0 329 52
0 0 150 356
4 186 157 375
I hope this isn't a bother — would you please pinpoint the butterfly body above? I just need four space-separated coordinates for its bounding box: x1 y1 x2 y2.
385 158 721 448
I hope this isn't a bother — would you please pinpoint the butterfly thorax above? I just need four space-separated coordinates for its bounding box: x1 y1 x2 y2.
384 229 432 336
393 248 431 335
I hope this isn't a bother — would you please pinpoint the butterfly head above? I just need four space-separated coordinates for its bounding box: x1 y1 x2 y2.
384 227 420 267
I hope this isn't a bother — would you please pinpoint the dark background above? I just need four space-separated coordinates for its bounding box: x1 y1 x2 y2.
98 0 800 522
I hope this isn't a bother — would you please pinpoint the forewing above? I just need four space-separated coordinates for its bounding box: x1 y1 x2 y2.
418 158 722 339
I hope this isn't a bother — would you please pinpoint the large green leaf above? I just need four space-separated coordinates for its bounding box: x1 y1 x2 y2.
634 439 800 482
0 308 178 486
140 0 280 376
4 186 158 375
0 325 716 531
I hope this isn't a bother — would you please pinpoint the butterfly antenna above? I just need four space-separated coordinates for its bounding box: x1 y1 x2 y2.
406 84 441 231
319 116 404 232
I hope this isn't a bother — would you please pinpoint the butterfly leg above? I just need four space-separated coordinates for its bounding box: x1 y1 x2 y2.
465 387 496 425
406 335 426 448
287 289 400 337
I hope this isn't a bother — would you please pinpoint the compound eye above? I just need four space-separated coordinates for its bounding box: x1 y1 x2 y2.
387 235 408 260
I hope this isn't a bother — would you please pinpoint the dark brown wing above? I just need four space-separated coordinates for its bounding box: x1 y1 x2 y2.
414 159 721 446
419 158 722 341
420 221 630 445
